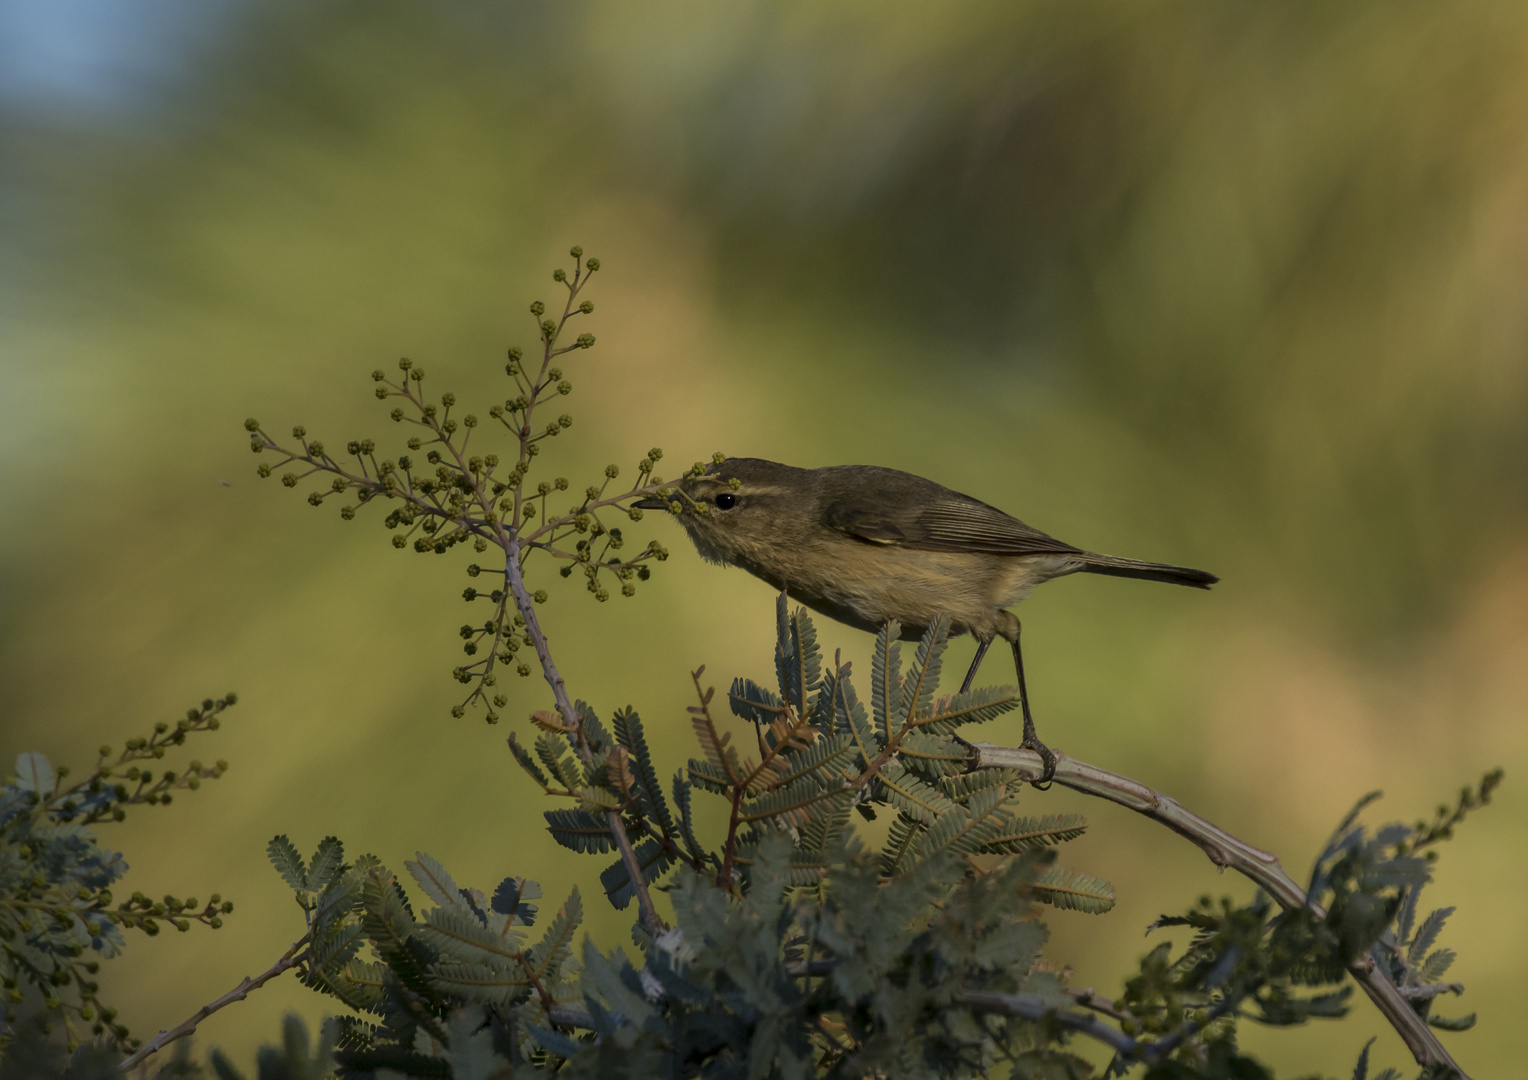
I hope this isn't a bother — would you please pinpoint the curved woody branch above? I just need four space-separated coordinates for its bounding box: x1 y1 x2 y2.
969 742 1467 1077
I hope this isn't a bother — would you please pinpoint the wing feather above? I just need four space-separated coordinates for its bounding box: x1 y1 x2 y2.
824 496 1081 556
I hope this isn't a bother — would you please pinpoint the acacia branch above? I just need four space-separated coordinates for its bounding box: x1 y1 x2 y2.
119 932 311 1071
969 742 1467 1077
958 990 1140 1057
504 537 664 937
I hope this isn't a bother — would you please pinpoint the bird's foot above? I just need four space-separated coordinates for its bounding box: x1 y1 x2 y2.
1020 729 1057 788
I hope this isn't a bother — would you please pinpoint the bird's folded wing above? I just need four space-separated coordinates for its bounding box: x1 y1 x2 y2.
823 498 1082 556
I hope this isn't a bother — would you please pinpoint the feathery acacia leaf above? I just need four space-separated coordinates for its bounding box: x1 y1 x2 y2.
688 688 744 787
770 733 856 790
980 813 1089 854
877 761 956 824
507 732 551 789
545 808 615 854
729 677 787 728
915 684 1020 734
939 767 1022 802
870 621 903 742
1406 907 1454 966
1032 866 1116 914
491 876 541 926
896 731 969 778
740 772 855 827
526 888 582 980
419 907 526 965
774 599 823 717
535 732 584 791
897 618 949 727
673 773 706 863
407 852 466 912
912 785 1011 863
881 813 925 877
307 836 345 894
612 707 677 838
601 837 673 909
268 834 308 893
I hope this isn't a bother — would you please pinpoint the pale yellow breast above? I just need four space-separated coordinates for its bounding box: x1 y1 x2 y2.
763 536 1077 638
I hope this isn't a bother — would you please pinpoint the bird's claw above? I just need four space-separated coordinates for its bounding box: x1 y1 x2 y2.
1020 734 1057 788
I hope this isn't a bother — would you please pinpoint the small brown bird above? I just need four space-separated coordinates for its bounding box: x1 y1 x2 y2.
634 458 1217 781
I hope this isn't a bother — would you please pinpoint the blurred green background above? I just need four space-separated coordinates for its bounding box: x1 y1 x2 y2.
2 1 1525 1074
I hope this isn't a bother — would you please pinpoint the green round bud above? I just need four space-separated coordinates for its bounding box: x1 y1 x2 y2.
451 705 465 718
307 440 324 456
557 380 572 395
605 464 619 479
570 245 583 258
292 425 306 439
533 590 548 604
257 464 272 478
541 319 557 336
244 418 261 431
392 535 407 548
586 257 600 271
628 508 644 521
579 300 593 314
552 268 566 282
530 301 545 316
648 448 663 461
508 346 522 360
517 663 532 677
375 386 389 399
554 476 568 490
576 334 595 349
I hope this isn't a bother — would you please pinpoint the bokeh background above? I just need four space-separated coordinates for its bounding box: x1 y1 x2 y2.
2 1 1525 1074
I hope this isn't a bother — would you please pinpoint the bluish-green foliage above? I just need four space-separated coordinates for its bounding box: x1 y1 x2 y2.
252 604 1494 1078
0 698 237 1058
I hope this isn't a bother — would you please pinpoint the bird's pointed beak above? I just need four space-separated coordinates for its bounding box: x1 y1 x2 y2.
631 495 674 510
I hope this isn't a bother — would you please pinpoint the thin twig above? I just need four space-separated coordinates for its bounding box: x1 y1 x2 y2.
958 990 1139 1056
1064 985 1133 1024
504 537 664 936
970 742 1467 1077
119 932 311 1071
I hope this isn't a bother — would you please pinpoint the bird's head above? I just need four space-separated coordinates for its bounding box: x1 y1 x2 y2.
631 457 814 566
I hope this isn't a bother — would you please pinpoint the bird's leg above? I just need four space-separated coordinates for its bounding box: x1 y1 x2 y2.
959 637 993 695
1010 622 1057 786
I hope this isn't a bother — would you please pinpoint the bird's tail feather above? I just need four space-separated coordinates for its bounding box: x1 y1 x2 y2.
1078 553 1218 589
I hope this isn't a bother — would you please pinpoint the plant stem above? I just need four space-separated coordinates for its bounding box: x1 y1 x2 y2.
119 931 311 1072
504 538 663 936
969 742 1467 1077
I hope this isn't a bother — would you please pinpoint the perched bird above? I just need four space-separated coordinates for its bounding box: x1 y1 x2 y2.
633 457 1217 782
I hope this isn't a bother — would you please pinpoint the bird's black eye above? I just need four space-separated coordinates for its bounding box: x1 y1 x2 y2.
714 493 738 510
